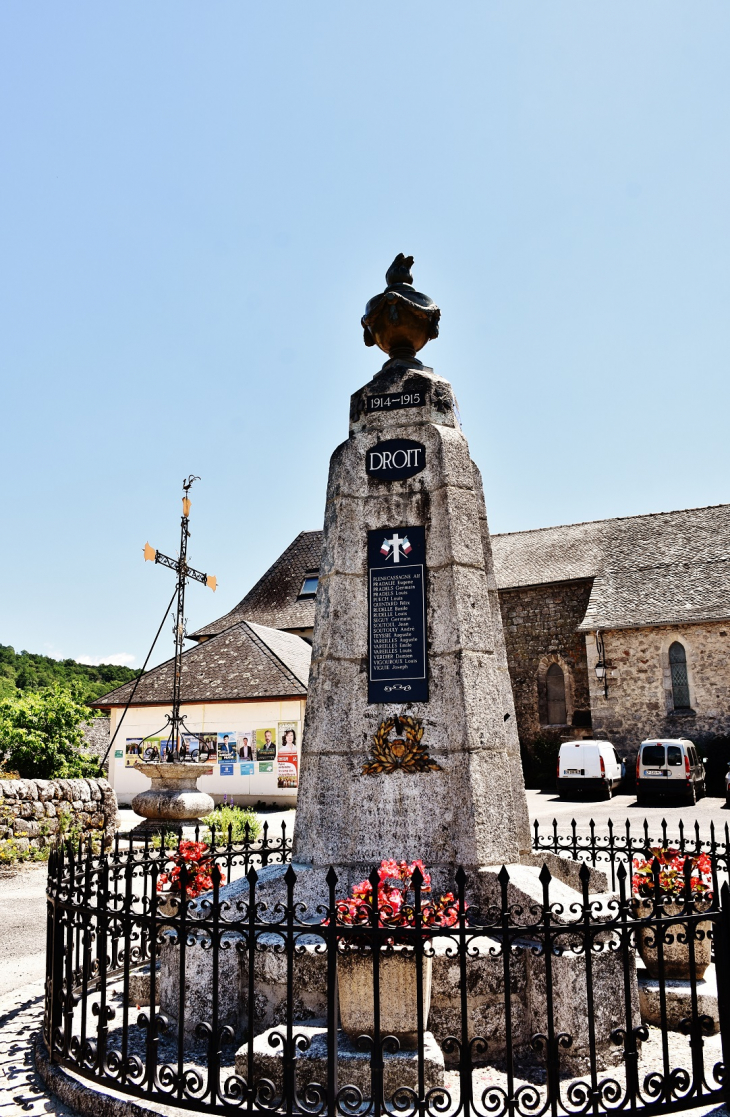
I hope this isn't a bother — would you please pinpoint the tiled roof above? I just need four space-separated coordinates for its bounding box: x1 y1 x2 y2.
246 622 311 687
190 531 322 639
491 521 605 588
492 503 730 630
578 559 730 631
91 621 310 708
186 505 730 648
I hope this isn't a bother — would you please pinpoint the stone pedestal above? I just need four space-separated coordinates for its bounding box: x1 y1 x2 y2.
130 762 214 834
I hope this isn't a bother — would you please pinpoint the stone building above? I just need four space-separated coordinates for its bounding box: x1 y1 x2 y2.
494 503 730 759
201 504 729 767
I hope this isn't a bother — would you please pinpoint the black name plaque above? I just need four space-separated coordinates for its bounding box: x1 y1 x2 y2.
367 525 428 704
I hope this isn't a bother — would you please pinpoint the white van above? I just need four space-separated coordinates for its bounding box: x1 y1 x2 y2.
636 739 706 805
556 740 624 799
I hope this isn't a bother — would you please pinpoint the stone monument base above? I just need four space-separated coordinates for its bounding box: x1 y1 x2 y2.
161 859 637 1073
236 1024 445 1096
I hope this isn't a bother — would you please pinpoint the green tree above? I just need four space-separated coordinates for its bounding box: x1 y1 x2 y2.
0 685 99 779
0 644 138 704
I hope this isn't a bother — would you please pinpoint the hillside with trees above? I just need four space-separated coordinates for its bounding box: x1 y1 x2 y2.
0 644 138 704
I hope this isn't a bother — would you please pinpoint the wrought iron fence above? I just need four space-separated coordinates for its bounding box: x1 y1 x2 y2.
42 827 730 1117
532 817 730 895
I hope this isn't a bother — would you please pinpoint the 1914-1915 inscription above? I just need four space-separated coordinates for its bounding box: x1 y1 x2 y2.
367 526 428 704
367 391 425 412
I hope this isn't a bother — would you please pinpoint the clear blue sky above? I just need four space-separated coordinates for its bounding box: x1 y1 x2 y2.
1 3 728 669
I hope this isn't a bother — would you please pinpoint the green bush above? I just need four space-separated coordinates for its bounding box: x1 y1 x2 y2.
0 684 99 779
201 803 261 842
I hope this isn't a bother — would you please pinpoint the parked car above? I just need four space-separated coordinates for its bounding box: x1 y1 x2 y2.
556 740 623 799
636 738 705 806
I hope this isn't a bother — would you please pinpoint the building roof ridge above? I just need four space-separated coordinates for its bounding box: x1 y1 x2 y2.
492 501 730 540
242 620 310 690
91 618 307 707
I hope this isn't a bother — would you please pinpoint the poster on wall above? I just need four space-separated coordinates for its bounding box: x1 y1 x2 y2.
257 761 274 774
181 733 199 760
125 738 143 767
277 753 298 789
141 737 166 762
236 730 255 761
255 728 277 761
197 733 217 761
219 763 234 776
278 723 299 753
277 721 300 789
239 761 254 776
217 732 236 761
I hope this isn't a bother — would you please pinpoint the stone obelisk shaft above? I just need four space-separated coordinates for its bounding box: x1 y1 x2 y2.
293 358 531 876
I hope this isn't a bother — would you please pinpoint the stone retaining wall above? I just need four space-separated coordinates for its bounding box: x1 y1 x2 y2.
0 777 117 854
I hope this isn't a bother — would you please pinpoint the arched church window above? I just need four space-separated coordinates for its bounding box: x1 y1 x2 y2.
669 641 691 710
546 663 567 725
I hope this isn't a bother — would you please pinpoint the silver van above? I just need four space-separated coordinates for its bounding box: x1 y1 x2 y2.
636 738 705 806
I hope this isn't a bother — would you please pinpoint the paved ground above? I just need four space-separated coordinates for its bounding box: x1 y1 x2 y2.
0 867 49 999
527 788 729 841
0 984 76 1117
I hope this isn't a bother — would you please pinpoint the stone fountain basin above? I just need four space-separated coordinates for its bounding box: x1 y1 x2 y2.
131 762 215 829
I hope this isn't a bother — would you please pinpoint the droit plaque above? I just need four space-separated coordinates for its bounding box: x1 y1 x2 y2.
367 525 428 704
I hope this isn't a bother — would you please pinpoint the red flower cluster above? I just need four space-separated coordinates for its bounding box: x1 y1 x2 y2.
336 859 461 928
632 846 712 902
157 840 225 900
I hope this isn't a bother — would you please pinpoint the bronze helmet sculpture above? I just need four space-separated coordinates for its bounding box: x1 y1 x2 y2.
362 254 440 360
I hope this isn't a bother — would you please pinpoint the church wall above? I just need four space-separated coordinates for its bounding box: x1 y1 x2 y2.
585 622 730 758
107 698 306 806
497 580 594 743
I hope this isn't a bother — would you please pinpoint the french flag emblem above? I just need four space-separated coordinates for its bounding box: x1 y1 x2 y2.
380 533 412 561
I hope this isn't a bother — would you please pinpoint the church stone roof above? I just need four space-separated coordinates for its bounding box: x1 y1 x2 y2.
91 621 310 708
190 531 322 640
492 503 730 631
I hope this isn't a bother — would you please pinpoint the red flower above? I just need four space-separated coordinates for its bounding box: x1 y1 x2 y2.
334 859 466 930
632 847 713 903
157 841 226 900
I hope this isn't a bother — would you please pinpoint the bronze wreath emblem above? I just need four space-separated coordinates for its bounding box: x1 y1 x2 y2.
362 715 442 776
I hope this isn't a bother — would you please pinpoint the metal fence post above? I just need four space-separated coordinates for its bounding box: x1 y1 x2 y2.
714 882 730 1107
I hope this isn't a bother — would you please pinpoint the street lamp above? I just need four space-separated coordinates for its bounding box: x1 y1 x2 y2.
595 630 608 699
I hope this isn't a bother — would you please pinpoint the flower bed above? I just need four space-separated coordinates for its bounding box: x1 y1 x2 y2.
157 840 226 900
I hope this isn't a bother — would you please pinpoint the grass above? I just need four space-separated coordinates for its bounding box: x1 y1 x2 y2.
201 803 261 843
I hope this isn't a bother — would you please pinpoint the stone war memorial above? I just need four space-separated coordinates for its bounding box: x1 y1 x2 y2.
40 259 730 1117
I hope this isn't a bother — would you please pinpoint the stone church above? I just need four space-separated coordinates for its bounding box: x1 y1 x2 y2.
189 502 730 763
